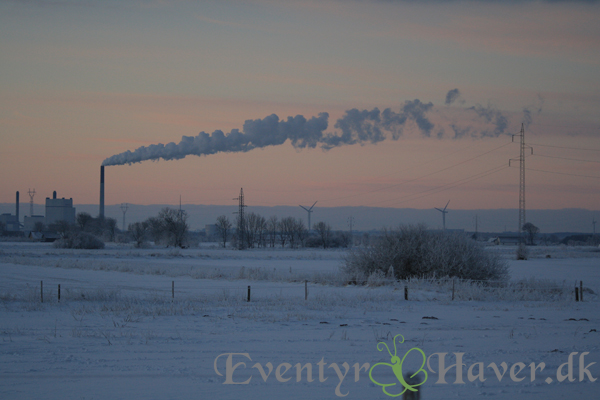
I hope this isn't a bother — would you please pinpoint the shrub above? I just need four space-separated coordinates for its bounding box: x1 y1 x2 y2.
54 232 105 249
342 224 508 283
516 243 529 260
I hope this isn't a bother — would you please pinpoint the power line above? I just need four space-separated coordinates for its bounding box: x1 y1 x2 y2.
364 163 509 208
533 154 600 164
319 141 513 204
528 143 600 152
525 167 600 180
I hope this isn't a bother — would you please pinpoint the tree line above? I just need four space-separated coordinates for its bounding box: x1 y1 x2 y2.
214 213 350 249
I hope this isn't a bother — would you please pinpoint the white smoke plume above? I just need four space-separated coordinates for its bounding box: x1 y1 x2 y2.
102 99 435 166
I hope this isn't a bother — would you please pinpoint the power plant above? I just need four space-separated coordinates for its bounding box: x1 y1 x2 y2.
0 190 75 235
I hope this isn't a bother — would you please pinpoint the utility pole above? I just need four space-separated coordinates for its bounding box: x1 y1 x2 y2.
120 203 129 231
233 188 247 250
28 188 36 217
510 124 532 239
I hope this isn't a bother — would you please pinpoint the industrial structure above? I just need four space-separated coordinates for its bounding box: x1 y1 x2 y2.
300 201 317 231
0 192 21 233
510 124 533 238
45 191 76 226
99 165 105 218
434 200 450 231
1 190 72 235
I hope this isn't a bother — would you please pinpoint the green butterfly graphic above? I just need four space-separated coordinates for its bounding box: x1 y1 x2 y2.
368 334 428 397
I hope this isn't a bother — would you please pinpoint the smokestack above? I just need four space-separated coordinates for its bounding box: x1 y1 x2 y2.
99 165 105 218
53 191 57 199
16 191 19 224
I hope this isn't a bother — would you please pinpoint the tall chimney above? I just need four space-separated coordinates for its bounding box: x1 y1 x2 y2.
99 165 105 218
16 191 19 224
53 191 57 199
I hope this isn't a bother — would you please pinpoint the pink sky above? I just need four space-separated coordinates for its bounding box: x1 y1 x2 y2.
1 0 598 211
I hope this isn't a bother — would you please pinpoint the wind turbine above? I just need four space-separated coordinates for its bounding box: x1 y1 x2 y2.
435 200 450 231
300 201 317 231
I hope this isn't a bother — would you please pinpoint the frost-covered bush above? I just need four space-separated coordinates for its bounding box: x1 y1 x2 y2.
342 224 508 283
54 232 105 249
516 243 529 260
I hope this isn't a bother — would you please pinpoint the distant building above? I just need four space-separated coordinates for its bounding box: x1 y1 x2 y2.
489 235 525 245
0 213 19 232
205 224 218 237
24 215 45 232
45 191 76 226
28 231 59 242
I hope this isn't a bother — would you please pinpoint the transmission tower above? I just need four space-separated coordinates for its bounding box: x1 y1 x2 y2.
233 188 247 250
510 124 532 237
120 203 129 231
28 188 36 217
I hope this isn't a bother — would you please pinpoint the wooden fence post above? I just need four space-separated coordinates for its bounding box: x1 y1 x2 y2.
403 371 422 400
247 285 251 302
580 281 583 302
404 286 408 301
575 287 579 302
172 281 175 299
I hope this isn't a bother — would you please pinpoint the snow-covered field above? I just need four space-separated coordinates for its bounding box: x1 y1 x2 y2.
1 242 598 400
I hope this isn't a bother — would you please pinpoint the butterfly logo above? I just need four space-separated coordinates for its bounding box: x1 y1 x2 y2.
368 334 428 397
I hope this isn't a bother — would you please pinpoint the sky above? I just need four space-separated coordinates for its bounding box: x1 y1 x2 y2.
1 0 599 213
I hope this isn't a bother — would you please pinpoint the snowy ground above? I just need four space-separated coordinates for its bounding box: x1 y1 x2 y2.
0 242 598 400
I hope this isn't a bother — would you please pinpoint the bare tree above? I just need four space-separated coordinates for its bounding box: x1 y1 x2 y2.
255 214 267 248
76 212 93 231
129 221 148 248
34 221 45 232
158 208 189 248
267 216 278 248
245 212 258 249
146 216 164 244
293 218 307 248
522 222 540 245
314 221 332 248
54 220 72 239
215 215 232 248
104 218 117 242
279 217 296 248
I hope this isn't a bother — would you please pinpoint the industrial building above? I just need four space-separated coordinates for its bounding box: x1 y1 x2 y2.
0 191 21 233
45 191 76 226
0 213 20 232
0 190 76 236
24 215 45 232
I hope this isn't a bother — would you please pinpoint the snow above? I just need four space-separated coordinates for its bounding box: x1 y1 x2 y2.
1 242 598 399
